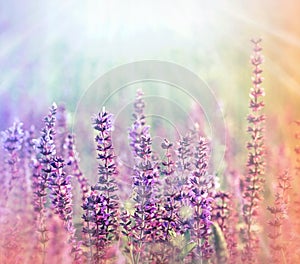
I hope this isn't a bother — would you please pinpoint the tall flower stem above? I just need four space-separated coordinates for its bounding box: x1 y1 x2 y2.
49 156 83 262
188 137 214 261
33 103 57 263
122 90 161 264
82 108 119 263
1 122 24 206
161 139 179 241
267 170 291 264
92 109 119 242
65 133 89 202
241 39 266 263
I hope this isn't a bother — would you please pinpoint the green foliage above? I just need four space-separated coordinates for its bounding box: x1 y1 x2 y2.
212 222 229 264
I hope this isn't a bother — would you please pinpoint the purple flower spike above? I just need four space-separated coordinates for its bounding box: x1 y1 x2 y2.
82 190 115 262
187 137 214 260
121 90 162 263
49 157 73 223
32 102 57 261
1 121 24 204
82 108 119 263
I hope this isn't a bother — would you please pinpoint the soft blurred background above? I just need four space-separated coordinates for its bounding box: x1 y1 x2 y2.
0 0 300 175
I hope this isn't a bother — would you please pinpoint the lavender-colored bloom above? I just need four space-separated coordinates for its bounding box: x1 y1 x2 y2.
140 138 185 263
1 121 24 204
33 102 58 208
176 129 197 186
187 137 214 260
49 157 73 222
160 139 181 240
173 129 200 234
128 89 148 159
92 109 119 231
32 102 57 261
33 103 82 262
82 108 119 263
36 103 57 160
92 110 118 189
1 121 24 154
93 107 114 132
121 90 162 263
49 156 82 262
82 190 111 262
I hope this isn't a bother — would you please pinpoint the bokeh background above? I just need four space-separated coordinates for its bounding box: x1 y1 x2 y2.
1 0 300 177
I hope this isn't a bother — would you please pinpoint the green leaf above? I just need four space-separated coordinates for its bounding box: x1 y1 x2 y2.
179 241 197 260
183 229 191 242
212 222 229 264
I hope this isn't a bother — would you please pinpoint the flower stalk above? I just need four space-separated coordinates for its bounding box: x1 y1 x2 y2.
241 38 266 263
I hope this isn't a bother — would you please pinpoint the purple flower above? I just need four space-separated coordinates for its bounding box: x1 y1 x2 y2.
91 108 119 213
82 190 113 262
160 139 182 240
121 90 162 263
36 104 83 262
187 137 214 260
49 157 73 223
31 102 57 261
92 107 114 132
1 121 24 205
1 121 24 153
82 108 119 263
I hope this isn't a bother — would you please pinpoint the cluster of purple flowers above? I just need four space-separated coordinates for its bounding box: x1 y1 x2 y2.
82 109 119 263
187 137 214 260
0 86 256 263
117 90 219 264
122 90 163 263
4 39 300 264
